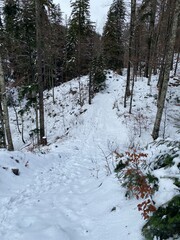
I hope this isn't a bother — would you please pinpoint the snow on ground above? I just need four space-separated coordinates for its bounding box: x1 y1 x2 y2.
0 70 179 239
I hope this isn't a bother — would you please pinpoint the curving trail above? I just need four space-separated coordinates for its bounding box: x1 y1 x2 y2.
0 77 144 240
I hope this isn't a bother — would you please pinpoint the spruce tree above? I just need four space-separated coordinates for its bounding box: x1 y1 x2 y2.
43 3 65 88
91 54 106 93
65 0 93 80
102 0 125 73
3 0 36 84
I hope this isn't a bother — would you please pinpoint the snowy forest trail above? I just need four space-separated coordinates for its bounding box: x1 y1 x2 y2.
0 78 144 240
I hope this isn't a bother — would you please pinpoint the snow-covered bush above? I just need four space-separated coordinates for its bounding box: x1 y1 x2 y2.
148 139 180 171
142 195 180 240
114 138 180 237
114 149 158 219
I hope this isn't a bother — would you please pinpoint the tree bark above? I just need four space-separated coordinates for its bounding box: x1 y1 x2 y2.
35 0 46 145
174 48 180 76
152 0 166 76
0 98 6 148
147 0 157 85
88 69 92 104
0 57 14 150
124 0 136 108
152 0 180 140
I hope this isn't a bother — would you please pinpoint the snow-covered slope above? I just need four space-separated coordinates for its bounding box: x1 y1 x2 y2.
0 71 179 239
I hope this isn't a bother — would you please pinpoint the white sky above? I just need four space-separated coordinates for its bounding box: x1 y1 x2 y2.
53 0 113 33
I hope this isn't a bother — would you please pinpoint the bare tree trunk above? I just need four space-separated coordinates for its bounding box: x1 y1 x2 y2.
88 70 92 105
0 99 6 148
88 33 94 105
129 20 139 114
147 0 157 85
124 0 136 108
157 0 172 89
35 0 46 145
0 57 14 150
170 50 174 70
174 49 180 76
152 0 166 76
129 67 136 114
152 0 180 140
35 101 39 145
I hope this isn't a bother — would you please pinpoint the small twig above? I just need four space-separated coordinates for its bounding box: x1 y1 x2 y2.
98 145 112 175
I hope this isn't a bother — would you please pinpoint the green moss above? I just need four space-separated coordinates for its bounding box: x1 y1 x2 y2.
142 195 180 240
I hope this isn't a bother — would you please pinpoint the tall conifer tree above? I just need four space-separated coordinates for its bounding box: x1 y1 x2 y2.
102 0 125 73
65 0 93 80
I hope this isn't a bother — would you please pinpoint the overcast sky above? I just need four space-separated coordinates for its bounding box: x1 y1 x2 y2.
53 0 113 33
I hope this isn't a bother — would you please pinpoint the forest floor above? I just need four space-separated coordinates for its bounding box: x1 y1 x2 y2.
0 70 179 239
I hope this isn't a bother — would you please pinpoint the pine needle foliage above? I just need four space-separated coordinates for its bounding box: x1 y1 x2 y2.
102 0 125 73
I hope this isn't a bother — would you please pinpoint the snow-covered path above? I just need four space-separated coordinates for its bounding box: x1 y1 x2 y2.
0 79 144 240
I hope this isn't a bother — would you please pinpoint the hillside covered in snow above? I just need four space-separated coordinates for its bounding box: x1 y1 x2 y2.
0 71 179 240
